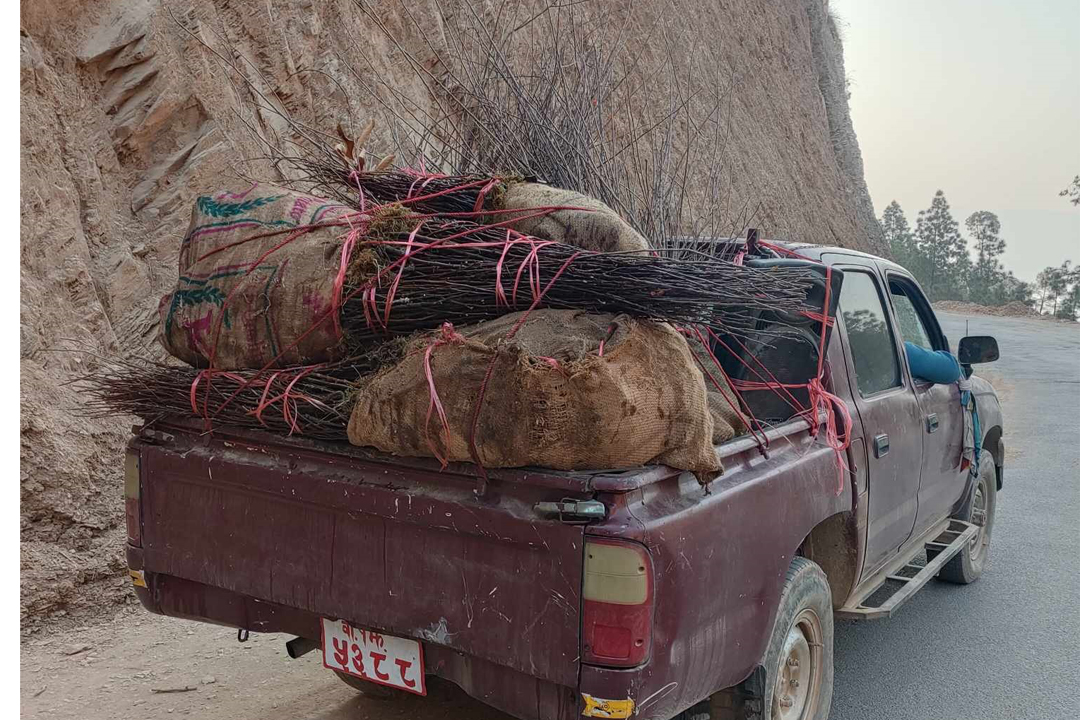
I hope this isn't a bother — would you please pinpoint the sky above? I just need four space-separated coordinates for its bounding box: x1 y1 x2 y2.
829 0 1080 282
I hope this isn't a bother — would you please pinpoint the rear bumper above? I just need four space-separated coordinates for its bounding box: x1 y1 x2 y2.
128 545 578 720
128 546 686 720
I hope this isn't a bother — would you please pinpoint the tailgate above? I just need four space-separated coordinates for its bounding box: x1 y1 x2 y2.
135 424 589 686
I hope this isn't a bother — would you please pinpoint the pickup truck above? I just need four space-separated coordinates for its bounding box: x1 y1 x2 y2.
123 243 1004 720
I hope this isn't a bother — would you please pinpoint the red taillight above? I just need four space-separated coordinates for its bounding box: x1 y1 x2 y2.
582 538 653 667
125 451 142 547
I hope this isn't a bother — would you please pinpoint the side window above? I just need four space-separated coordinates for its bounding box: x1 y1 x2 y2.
839 271 903 396
888 277 938 351
891 292 933 349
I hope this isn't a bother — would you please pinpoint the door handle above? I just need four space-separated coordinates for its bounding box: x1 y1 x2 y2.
873 434 890 458
926 413 939 433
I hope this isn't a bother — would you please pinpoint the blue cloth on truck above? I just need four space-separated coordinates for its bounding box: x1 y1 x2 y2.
904 342 979 474
904 341 962 384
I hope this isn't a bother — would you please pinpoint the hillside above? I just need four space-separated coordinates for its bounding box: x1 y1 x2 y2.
19 0 881 626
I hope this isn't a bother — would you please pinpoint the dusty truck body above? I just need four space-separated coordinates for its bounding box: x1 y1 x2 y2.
124 245 1005 720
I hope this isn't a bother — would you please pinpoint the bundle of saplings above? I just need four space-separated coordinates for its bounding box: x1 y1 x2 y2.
91 166 824 476
156 175 814 368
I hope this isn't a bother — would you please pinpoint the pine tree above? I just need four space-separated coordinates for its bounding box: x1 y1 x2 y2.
1036 267 1054 313
1050 260 1074 317
914 190 969 300
1035 260 1075 315
1059 284 1080 321
881 201 920 273
965 211 1006 302
1060 175 1080 206
991 271 1033 308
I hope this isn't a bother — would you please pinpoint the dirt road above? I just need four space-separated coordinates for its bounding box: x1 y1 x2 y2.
20 609 509 720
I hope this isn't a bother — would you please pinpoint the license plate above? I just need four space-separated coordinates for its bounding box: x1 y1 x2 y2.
321 618 426 696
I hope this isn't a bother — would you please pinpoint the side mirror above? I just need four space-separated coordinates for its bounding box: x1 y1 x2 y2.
958 336 999 364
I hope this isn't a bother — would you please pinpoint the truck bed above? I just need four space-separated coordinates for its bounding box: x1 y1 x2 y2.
128 412 847 720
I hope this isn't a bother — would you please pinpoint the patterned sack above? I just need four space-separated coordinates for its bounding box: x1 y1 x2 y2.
158 186 354 369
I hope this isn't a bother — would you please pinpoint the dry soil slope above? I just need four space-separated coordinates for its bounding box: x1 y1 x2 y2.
19 0 881 627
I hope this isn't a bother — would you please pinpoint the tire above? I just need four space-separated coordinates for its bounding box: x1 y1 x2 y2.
937 449 996 584
704 558 833 720
760 557 834 720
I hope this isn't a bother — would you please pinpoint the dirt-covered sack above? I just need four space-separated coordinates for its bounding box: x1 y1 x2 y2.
158 186 353 369
685 332 748 444
497 182 651 253
706 390 744 444
347 310 721 473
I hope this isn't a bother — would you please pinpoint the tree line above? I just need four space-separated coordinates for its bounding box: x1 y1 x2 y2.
881 184 1079 320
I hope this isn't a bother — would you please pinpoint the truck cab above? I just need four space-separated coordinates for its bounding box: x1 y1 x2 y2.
805 245 1003 600
123 243 1004 720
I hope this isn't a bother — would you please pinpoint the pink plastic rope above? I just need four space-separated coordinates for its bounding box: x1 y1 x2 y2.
422 323 466 468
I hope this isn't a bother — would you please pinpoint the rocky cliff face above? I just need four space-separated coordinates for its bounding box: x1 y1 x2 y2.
19 0 880 626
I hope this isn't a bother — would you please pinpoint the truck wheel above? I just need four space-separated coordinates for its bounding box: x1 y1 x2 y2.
761 557 833 720
937 450 996 584
676 559 832 720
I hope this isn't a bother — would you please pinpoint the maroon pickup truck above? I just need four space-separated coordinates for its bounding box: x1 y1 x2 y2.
124 244 1004 720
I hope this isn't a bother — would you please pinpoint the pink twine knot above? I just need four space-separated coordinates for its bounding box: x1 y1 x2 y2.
423 322 467 468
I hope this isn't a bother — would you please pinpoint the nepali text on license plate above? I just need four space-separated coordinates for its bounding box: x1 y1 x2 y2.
321 617 426 696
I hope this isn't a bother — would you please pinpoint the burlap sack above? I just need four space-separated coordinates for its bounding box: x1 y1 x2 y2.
685 332 747 443
496 182 651 253
706 391 744 444
348 310 721 473
158 187 352 369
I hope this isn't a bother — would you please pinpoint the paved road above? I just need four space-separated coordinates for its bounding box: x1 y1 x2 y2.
831 312 1080 720
21 313 1079 720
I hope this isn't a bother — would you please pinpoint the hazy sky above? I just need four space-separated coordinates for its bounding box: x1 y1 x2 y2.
830 0 1080 282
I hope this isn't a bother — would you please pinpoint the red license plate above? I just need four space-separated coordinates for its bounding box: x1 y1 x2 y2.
321 618 426 696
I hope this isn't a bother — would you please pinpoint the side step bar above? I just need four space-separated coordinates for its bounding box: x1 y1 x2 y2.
836 519 978 620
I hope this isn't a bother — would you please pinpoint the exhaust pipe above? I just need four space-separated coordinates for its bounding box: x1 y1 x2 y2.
286 636 319 659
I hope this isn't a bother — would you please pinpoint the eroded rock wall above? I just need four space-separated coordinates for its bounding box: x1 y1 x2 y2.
20 0 879 625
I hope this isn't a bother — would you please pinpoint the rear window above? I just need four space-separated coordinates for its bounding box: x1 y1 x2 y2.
839 271 902 396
